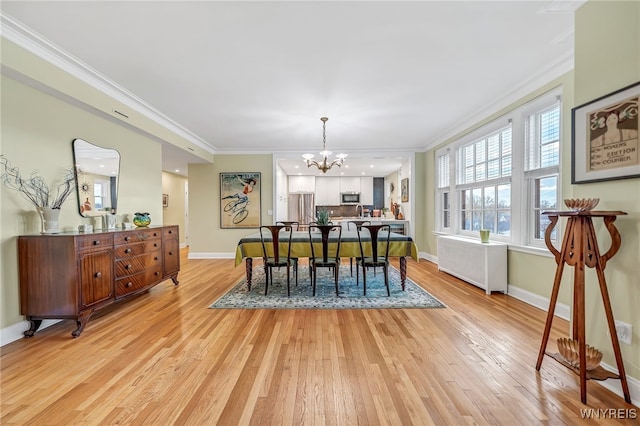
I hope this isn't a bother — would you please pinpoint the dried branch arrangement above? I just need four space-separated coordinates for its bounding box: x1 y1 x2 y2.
1 155 75 209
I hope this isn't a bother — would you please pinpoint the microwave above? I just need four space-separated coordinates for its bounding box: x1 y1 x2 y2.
340 192 361 205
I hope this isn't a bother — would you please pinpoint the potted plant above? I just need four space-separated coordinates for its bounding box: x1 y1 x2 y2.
316 209 330 225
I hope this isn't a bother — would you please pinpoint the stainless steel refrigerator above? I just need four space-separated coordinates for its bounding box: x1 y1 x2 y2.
288 193 315 225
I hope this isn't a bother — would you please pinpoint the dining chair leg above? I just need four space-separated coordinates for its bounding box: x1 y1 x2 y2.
384 265 390 296
264 266 269 295
362 266 367 296
334 264 339 296
350 258 353 276
312 265 317 296
287 264 291 297
356 262 360 286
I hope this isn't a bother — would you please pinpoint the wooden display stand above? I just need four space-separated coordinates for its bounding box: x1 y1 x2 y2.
535 210 631 404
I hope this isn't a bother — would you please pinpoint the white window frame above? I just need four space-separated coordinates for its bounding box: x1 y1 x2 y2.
521 93 562 248
434 88 562 249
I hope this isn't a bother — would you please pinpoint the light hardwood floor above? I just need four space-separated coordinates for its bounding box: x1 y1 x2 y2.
1 249 637 425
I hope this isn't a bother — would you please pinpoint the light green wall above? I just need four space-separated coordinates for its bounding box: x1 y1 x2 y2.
188 155 274 255
573 0 640 381
162 171 187 245
1 75 163 328
419 0 639 381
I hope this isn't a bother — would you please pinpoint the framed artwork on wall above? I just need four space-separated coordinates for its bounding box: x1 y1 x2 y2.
220 172 261 228
401 178 409 202
572 81 640 184
162 194 168 208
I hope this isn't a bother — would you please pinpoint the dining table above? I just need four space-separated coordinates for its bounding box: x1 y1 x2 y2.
234 230 419 290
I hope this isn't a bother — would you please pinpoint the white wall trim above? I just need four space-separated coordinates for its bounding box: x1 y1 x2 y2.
1 319 61 346
507 284 571 321
0 12 214 154
187 252 235 260
419 252 437 264
594 363 640 408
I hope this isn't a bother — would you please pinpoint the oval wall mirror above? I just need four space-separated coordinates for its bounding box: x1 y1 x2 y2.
72 138 121 217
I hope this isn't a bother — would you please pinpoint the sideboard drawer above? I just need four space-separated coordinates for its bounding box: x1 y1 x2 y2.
115 266 163 297
115 251 162 277
113 240 161 258
113 229 161 245
76 234 114 252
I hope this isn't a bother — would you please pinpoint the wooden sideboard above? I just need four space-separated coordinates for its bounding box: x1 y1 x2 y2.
18 225 180 338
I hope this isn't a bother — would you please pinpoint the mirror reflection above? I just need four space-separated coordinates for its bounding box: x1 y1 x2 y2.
73 138 120 217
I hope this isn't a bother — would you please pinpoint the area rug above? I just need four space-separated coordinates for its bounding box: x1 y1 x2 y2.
209 265 446 309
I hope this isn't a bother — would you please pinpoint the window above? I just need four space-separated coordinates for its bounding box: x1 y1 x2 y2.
435 89 561 249
524 99 561 245
93 179 110 210
436 151 451 229
457 126 512 236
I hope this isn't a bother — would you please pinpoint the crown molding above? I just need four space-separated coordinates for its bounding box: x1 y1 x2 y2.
0 12 215 154
422 50 575 151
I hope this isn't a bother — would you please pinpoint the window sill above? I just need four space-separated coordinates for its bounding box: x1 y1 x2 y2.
433 231 555 258
506 244 554 258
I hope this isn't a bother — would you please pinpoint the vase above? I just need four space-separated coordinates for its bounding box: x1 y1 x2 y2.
133 212 151 227
38 207 61 234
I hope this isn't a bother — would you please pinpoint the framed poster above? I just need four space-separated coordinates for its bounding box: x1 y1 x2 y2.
401 178 409 202
162 194 168 208
220 172 261 228
572 81 640 184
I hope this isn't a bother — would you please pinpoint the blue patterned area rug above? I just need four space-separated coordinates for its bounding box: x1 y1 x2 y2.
210 265 446 309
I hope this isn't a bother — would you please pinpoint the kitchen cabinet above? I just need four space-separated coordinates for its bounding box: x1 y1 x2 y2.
339 177 360 193
315 177 340 206
289 176 315 193
360 176 373 205
18 226 180 338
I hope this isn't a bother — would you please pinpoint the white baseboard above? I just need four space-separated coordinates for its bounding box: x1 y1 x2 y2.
1 319 61 346
187 252 235 259
419 251 438 263
598 363 640 407
507 284 571 321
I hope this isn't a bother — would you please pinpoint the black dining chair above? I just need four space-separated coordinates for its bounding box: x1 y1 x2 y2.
276 221 300 286
276 221 299 230
259 225 295 296
308 224 342 296
356 224 392 296
347 220 371 277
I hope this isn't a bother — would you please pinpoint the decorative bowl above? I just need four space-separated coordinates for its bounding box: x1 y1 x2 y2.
556 337 602 370
133 212 151 227
564 198 599 212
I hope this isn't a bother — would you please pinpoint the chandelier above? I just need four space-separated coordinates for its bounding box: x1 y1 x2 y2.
302 117 347 173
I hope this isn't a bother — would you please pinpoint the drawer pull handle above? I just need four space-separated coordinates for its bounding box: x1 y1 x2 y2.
126 282 133 288
154 257 159 261
125 236 130 241
95 272 102 278
169 252 174 256
125 248 132 253
168 230 173 234
154 233 158 236
93 240 100 245
154 243 158 247
154 271 159 276
125 264 132 269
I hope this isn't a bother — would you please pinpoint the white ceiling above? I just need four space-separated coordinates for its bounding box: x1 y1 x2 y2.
1 1 582 177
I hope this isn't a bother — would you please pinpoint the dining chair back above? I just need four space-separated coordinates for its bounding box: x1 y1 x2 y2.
276 221 300 231
356 224 392 296
259 225 294 296
308 224 342 296
347 220 371 276
275 221 300 286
